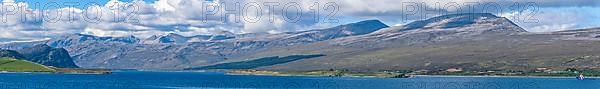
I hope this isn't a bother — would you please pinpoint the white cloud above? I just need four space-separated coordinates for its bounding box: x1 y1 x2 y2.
0 0 599 42
499 7 600 32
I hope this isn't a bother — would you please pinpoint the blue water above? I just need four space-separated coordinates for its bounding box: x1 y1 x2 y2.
0 72 599 89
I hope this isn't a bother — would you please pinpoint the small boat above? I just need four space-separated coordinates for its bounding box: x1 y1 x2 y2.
576 74 585 80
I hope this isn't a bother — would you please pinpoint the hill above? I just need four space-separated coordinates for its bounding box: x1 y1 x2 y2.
238 13 600 72
17 44 79 68
0 57 55 72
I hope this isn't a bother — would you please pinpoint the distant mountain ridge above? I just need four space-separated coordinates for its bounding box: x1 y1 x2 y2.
0 19 389 69
47 34 140 48
142 33 236 44
5 13 600 72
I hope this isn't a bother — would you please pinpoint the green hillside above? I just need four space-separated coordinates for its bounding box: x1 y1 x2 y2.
188 54 325 70
0 57 55 72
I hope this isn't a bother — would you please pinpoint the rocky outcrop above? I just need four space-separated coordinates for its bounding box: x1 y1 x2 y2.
17 44 79 68
0 50 27 60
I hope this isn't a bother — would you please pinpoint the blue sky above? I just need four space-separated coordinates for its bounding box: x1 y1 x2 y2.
0 0 599 42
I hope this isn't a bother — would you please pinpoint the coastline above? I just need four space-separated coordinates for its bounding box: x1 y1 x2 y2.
2 69 591 79
225 72 592 79
51 68 112 74
0 68 112 74
221 70 593 79
411 75 591 78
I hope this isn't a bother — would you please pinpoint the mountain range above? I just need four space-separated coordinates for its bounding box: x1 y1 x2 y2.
2 13 600 72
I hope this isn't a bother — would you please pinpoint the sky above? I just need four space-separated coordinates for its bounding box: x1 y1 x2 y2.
0 0 599 42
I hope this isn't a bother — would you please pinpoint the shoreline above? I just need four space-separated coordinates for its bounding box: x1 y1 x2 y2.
220 70 593 79
0 68 112 75
1 70 593 79
411 75 592 78
225 72 593 79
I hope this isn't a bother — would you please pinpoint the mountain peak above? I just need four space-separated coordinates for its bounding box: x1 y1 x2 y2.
68 33 93 38
402 13 498 30
155 33 187 43
271 20 389 45
48 33 140 47
32 44 51 49
386 13 526 33
442 13 497 18
353 20 387 26
345 19 388 28
213 31 235 36
325 19 389 35
166 33 184 37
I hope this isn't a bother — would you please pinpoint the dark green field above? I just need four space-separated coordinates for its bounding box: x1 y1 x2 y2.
188 54 325 70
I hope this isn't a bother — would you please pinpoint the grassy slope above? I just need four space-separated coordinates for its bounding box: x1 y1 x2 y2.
0 57 55 72
248 33 600 71
189 54 325 70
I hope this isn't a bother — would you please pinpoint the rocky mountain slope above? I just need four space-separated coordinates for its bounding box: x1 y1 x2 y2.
0 45 78 68
17 44 79 68
241 13 600 72
1 19 389 69
0 50 27 60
